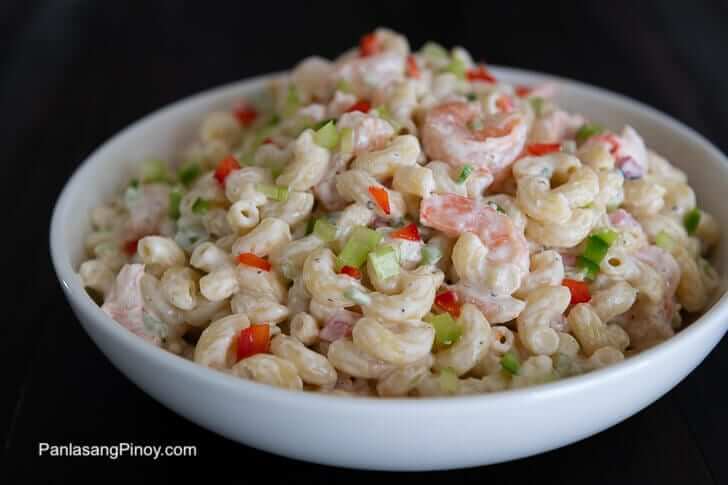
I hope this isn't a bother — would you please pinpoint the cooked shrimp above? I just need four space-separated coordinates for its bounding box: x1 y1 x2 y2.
333 29 408 99
420 193 529 275
336 111 396 155
102 264 164 345
421 100 528 183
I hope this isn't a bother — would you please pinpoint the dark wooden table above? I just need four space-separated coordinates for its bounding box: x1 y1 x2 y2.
3 1 727 483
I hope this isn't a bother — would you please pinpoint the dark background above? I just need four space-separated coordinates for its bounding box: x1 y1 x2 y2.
3 1 728 483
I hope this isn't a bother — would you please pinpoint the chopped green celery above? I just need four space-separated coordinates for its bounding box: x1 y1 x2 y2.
140 159 170 183
592 228 618 246
336 226 383 269
457 164 473 184
305 218 316 235
270 166 284 179
336 79 353 93
313 219 337 242
529 97 544 117
256 183 289 202
655 230 676 251
419 245 442 266
583 235 610 264
178 162 201 186
575 123 604 144
339 127 355 154
313 118 335 131
168 187 183 219
368 245 400 280
422 42 449 61
344 287 371 306
683 208 701 235
576 255 599 280
314 120 340 149
500 351 520 375
283 85 301 117
425 313 462 346
438 367 459 394
191 197 209 215
446 57 466 79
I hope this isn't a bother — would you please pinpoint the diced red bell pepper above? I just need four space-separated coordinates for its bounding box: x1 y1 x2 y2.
345 100 371 113
496 95 514 113
214 155 240 185
123 239 139 255
562 278 591 304
368 186 390 215
515 85 532 97
466 65 496 83
237 252 271 272
406 55 420 78
390 223 421 241
236 324 270 361
526 143 561 156
359 33 379 57
233 103 258 126
435 290 461 317
339 265 362 279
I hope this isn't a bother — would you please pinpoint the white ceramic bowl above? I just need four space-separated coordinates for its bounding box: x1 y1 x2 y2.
51 67 728 471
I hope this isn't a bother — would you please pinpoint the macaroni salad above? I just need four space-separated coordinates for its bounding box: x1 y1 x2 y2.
80 29 722 397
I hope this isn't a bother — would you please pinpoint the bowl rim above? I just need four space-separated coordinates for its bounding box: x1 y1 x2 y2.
50 65 728 411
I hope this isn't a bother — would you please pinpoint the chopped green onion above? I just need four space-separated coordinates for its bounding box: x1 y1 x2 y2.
313 219 337 242
339 127 354 154
256 183 289 202
575 123 604 144
529 97 544 117
419 245 442 266
683 208 701 235
191 197 209 215
592 229 619 246
422 42 449 61
466 93 478 102
438 367 459 394
344 287 371 306
336 226 383 269
576 256 599 281
500 351 520 375
368 245 400 280
655 230 676 251
425 313 462 346
140 159 170 184
314 120 340 149
283 85 301 117
336 79 353 93
583 236 610 264
446 58 466 79
178 162 201 186
168 187 183 219
457 164 473 184
129 178 139 189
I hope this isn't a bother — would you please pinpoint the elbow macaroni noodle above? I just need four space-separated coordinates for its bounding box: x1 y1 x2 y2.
81 29 722 397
